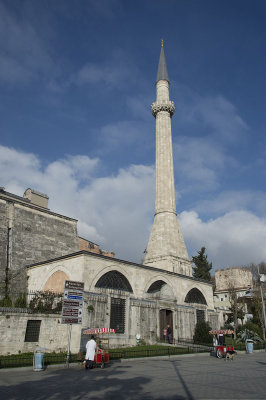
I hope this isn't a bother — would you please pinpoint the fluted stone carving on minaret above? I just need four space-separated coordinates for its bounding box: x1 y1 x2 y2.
143 41 192 276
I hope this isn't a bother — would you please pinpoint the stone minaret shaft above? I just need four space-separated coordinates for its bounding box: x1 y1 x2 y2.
143 42 192 276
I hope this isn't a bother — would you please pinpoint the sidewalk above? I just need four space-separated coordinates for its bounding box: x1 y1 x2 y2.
0 351 266 399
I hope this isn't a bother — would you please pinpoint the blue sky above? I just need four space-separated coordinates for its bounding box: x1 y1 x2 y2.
1 0 266 270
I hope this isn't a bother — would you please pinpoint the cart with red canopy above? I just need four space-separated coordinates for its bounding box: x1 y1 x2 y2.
83 328 115 368
209 329 235 358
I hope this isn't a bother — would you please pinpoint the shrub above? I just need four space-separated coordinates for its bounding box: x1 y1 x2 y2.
193 320 212 344
14 294 27 308
237 322 263 340
236 328 263 343
0 296 12 307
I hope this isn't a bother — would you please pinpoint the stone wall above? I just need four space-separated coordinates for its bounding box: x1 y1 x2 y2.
0 194 79 293
0 309 81 355
215 267 253 291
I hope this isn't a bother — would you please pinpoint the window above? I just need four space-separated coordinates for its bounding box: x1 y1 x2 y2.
185 288 207 305
221 298 223 301
25 320 41 342
196 310 205 323
95 271 133 292
110 298 125 333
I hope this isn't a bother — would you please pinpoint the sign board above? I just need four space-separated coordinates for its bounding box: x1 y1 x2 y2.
260 274 266 283
62 317 82 324
61 280 84 325
65 280 84 290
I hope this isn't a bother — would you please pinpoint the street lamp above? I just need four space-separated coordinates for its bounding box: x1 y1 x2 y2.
258 266 266 336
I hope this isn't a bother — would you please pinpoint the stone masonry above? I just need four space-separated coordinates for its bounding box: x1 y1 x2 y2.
0 188 79 293
143 42 192 276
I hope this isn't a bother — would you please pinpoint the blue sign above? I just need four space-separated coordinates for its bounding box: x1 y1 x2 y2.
67 295 83 300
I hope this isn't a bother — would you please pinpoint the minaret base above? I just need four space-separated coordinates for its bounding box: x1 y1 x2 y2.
143 255 192 276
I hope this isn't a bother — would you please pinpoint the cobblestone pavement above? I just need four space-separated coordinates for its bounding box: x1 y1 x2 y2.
0 352 266 399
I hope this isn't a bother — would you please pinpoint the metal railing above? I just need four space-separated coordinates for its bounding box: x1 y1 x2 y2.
0 344 210 369
0 291 63 314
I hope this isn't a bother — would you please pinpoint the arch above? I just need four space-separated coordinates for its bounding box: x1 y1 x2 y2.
184 288 207 305
43 270 69 293
147 280 166 293
146 278 175 300
95 270 133 293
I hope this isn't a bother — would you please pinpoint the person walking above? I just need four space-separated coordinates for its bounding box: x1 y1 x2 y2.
167 324 172 344
85 335 96 369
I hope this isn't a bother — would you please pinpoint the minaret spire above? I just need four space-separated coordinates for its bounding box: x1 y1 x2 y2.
156 39 169 83
143 42 192 276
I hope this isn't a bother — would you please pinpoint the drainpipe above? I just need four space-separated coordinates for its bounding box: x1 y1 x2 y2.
5 203 13 298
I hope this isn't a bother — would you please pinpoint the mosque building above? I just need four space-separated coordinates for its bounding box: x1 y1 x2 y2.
1 43 219 353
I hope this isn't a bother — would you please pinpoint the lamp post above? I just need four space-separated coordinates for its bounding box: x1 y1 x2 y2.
258 266 266 339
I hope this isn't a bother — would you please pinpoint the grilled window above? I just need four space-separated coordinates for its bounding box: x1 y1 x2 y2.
110 298 125 333
95 271 133 292
24 320 41 342
196 310 205 323
185 288 207 305
147 280 166 293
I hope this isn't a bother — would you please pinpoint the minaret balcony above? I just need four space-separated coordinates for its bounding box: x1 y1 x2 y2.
151 101 175 117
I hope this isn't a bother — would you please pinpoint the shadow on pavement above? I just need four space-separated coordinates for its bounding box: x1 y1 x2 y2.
0 363 187 400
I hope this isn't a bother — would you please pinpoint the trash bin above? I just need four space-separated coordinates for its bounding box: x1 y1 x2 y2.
246 340 254 354
33 349 44 371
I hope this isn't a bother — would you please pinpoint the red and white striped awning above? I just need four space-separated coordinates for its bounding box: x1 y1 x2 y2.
83 328 116 335
209 329 234 335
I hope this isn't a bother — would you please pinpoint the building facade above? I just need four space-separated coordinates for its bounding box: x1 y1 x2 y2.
214 267 253 325
0 44 220 354
0 187 79 293
26 250 218 351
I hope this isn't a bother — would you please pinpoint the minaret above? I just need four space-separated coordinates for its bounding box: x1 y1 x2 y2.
143 41 192 276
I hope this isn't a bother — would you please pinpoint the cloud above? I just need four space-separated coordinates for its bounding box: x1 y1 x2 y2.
174 136 229 193
171 89 248 197
0 3 54 84
180 210 266 269
74 50 138 89
0 145 154 263
194 190 266 217
1 142 266 270
174 83 248 143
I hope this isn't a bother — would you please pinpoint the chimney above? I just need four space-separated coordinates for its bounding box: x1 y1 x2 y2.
23 188 49 209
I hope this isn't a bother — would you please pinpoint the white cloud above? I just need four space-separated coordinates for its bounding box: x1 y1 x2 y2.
0 3 54 84
194 190 266 217
174 84 248 143
180 210 266 269
75 50 138 89
1 143 266 270
0 145 154 263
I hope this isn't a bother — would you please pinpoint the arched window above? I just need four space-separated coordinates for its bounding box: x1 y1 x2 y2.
147 280 166 293
185 288 207 305
95 271 133 293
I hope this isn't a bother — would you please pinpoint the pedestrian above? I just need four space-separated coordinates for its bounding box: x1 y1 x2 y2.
167 324 172 344
213 334 218 346
218 333 224 345
85 335 96 369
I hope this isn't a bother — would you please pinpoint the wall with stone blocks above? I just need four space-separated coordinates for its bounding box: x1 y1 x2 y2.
0 199 79 292
0 310 82 356
215 267 253 291
130 300 157 344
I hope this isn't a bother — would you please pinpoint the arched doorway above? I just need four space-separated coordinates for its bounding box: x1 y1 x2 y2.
159 309 173 342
